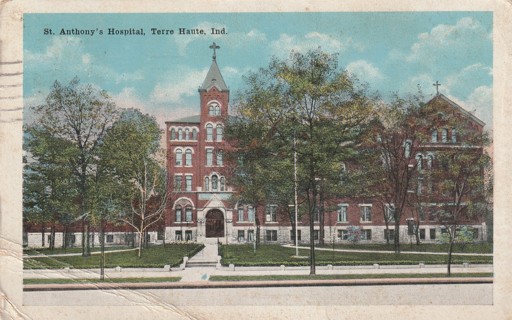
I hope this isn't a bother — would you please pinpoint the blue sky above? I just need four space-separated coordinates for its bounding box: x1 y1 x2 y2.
24 12 493 128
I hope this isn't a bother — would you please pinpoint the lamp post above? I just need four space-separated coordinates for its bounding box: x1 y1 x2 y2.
293 131 299 257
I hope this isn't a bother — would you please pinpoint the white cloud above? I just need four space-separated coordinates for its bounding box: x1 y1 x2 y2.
270 32 353 57
346 60 384 82
465 85 492 127
406 17 491 63
150 68 207 104
247 29 266 41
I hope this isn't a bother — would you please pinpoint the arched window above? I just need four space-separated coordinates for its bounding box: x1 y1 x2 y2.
431 130 438 143
170 128 176 140
185 149 192 166
451 128 457 143
208 105 214 116
192 128 197 140
215 105 221 116
204 177 210 191
175 149 183 166
212 175 218 191
175 205 182 222
441 129 448 143
206 124 213 141
216 124 223 142
206 149 213 166
217 150 223 166
185 128 190 140
178 128 183 141
220 177 225 191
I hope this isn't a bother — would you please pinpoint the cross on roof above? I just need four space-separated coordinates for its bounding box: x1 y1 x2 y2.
209 42 220 61
433 80 441 95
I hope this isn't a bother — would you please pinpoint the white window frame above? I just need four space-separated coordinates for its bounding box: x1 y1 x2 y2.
185 149 192 166
266 204 277 223
360 204 372 222
337 204 348 222
238 207 244 222
206 148 213 166
248 207 255 222
216 124 223 142
185 175 192 192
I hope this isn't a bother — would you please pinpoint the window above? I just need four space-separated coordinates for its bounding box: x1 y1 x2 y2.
175 149 183 166
266 205 277 222
420 228 425 240
313 230 320 241
451 128 457 143
208 103 221 116
419 208 425 221
384 229 394 241
238 208 244 222
185 176 192 192
192 129 197 140
212 175 218 191
360 205 372 222
204 177 210 191
441 129 448 143
313 208 319 222
290 230 302 241
220 177 225 191
157 230 164 241
427 155 433 169
185 207 192 222
185 149 192 166
174 176 182 191
361 229 372 240
431 130 438 143
216 125 223 142
266 230 277 241
404 140 412 158
185 128 190 140
206 149 213 166
175 230 182 241
185 230 192 241
473 228 479 240
106 234 114 243
417 177 423 195
175 205 182 222
385 204 395 222
178 128 183 141
338 229 349 240
247 230 254 241
238 230 245 242
248 207 255 222
206 124 213 141
430 228 436 240
337 204 348 222
216 150 223 166
416 154 423 171
171 128 176 140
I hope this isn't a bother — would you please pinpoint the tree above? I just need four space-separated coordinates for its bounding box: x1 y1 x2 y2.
28 78 118 256
100 109 168 257
226 49 375 274
370 94 427 253
23 127 78 250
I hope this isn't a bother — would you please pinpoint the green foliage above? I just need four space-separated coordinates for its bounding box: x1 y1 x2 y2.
24 277 182 285
23 244 204 269
345 225 362 244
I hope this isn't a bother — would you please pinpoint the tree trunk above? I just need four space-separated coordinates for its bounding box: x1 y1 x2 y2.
319 187 325 246
100 220 105 280
414 221 421 245
394 219 401 253
49 224 55 251
83 219 90 257
447 229 455 277
41 223 45 247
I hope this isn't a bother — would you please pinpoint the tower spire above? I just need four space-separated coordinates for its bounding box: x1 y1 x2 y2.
209 42 220 61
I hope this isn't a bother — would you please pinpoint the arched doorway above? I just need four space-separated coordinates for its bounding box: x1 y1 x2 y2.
205 209 224 238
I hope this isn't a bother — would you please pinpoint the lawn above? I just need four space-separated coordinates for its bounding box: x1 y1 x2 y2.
316 242 493 254
24 243 204 269
219 244 493 267
23 277 181 285
24 246 133 256
209 273 493 282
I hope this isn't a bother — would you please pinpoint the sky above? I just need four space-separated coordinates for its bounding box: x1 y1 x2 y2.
23 12 493 129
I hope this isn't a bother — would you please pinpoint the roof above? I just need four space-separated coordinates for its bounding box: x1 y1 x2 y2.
166 115 200 124
428 94 485 127
200 59 228 91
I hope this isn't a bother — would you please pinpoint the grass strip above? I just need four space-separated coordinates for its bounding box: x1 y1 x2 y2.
24 277 181 285
209 273 493 282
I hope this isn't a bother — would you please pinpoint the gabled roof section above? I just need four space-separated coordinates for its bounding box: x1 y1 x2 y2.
200 60 228 92
428 94 485 127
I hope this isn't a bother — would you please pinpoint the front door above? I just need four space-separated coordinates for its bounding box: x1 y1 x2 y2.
205 210 224 237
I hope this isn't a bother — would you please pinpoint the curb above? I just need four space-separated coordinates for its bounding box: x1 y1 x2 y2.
23 277 493 291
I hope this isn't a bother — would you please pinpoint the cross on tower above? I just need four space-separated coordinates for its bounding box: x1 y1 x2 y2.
209 42 220 61
433 80 441 95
